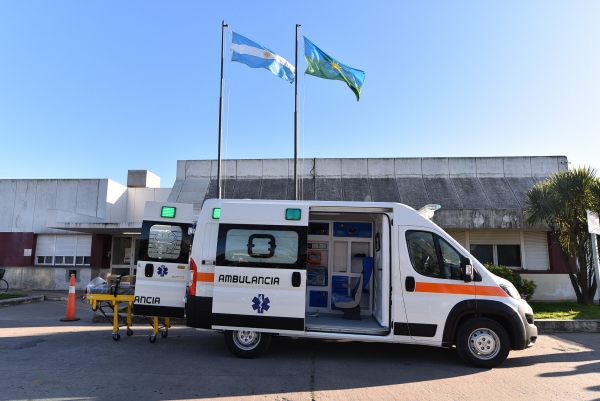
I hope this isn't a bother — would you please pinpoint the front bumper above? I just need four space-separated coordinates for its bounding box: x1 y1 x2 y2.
518 302 538 349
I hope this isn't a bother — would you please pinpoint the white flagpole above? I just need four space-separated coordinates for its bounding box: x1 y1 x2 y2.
294 24 300 200
217 20 228 199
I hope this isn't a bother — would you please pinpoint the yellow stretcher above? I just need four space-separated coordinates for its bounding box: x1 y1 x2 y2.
86 292 171 343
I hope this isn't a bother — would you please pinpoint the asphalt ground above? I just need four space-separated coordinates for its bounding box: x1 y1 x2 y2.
1 300 599 401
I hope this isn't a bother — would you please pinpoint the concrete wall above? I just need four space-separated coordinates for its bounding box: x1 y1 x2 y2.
88 181 171 224
0 178 172 235
522 273 581 302
0 179 109 234
2 266 110 291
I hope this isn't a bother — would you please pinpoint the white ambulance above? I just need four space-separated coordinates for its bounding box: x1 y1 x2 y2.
137 199 538 368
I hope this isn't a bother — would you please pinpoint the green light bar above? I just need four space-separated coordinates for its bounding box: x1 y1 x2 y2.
161 206 176 218
285 208 301 220
212 208 221 219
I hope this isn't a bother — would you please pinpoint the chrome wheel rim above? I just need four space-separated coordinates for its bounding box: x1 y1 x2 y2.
468 328 500 360
233 331 261 351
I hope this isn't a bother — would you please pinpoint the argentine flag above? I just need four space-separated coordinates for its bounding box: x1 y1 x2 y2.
231 32 295 83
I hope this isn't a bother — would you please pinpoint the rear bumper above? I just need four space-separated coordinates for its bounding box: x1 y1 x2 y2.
185 295 213 329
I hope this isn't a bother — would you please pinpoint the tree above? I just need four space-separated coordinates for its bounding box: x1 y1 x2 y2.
525 167 600 305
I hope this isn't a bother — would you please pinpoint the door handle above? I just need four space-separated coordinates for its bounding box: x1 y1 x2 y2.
405 276 415 292
145 263 154 278
291 272 301 287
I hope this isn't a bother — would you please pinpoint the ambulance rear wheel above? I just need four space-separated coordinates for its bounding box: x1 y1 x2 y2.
224 330 271 359
456 317 510 368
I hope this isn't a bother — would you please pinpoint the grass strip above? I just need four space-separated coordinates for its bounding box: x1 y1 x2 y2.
529 301 600 320
0 293 28 300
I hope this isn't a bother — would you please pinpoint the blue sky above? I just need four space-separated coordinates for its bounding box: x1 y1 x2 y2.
1 1 599 187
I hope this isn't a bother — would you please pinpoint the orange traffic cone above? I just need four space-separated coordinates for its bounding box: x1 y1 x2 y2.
60 273 80 322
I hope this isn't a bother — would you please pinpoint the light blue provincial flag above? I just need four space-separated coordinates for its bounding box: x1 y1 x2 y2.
231 32 295 83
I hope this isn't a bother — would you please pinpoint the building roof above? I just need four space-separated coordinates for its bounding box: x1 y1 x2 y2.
167 156 568 229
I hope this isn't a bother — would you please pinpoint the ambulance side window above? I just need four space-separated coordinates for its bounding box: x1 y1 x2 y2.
439 238 462 280
406 231 463 280
148 225 182 260
406 231 442 278
216 224 308 269
138 221 192 264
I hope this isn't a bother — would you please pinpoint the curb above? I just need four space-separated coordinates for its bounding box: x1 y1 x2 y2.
45 296 69 301
0 295 45 307
92 312 186 325
536 319 600 333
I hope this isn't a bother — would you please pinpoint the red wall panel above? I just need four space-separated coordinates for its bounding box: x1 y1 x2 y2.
0 232 35 266
90 234 112 269
547 232 569 274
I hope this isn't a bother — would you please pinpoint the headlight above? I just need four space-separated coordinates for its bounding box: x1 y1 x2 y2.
500 284 521 299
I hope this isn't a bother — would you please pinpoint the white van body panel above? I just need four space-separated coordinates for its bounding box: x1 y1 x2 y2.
179 199 536 358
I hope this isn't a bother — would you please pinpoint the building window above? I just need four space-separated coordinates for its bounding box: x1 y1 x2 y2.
470 245 494 265
469 244 521 268
35 235 92 266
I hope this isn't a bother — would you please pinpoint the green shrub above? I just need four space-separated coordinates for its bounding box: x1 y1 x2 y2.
484 263 537 301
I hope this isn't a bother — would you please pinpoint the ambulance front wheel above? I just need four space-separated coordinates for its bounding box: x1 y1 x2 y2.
224 330 271 359
455 317 510 368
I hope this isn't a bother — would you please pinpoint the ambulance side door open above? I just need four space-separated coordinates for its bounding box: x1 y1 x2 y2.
211 203 309 335
134 202 193 318
398 227 475 344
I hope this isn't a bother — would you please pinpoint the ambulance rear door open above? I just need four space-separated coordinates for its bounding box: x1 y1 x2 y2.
134 202 193 318
211 202 309 336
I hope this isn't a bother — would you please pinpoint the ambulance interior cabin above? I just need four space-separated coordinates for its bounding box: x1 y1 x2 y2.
305 211 390 335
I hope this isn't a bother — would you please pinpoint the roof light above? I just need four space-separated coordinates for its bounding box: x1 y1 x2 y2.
418 204 441 220
286 208 301 220
161 206 176 218
212 208 221 219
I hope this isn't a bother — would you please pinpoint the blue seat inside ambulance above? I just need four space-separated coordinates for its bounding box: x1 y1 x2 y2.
331 257 373 306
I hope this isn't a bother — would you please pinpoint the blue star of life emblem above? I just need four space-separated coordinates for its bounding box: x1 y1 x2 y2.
252 294 270 314
157 265 168 277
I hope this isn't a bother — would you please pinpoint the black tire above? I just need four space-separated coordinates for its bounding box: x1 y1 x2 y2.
0 279 8 293
126 329 133 336
113 333 120 341
149 335 156 343
455 317 510 368
224 330 271 359
161 330 168 338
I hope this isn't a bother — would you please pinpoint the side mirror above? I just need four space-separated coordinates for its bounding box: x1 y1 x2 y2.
462 258 473 283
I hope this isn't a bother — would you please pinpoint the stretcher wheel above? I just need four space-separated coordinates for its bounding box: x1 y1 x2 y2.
161 330 168 338
113 333 120 341
126 329 133 336
149 335 156 343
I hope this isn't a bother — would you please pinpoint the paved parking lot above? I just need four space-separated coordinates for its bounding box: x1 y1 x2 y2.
1 300 599 401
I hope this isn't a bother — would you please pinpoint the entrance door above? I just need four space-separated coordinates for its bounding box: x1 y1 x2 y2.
399 228 475 344
211 204 308 335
